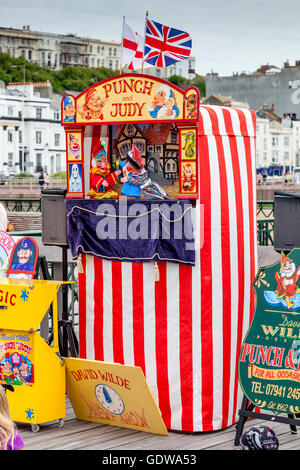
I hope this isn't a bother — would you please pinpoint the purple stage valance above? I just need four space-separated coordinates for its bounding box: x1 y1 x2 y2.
66 199 195 265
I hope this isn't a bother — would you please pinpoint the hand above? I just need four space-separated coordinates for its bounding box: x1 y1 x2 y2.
121 177 128 183
115 170 121 176
102 180 109 187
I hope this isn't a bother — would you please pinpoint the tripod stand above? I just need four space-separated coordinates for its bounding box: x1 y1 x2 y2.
35 251 78 358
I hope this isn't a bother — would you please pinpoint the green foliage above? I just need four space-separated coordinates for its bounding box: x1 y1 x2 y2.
168 74 206 97
13 172 32 178
0 53 119 93
51 171 66 178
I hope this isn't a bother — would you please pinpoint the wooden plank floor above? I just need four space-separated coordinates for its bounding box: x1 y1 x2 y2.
15 397 300 450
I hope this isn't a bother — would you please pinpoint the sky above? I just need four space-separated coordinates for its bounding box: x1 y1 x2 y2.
0 0 300 76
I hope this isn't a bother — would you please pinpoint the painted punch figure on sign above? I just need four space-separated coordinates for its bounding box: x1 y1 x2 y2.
7 237 38 279
274 252 300 309
120 144 172 200
88 141 121 199
148 84 179 120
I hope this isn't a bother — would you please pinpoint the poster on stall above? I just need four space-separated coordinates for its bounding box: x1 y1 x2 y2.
239 249 300 415
0 328 34 386
65 357 168 435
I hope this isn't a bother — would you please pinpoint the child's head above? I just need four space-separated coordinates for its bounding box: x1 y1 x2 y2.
0 385 14 450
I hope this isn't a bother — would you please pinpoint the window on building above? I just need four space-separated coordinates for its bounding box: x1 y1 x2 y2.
36 131 42 144
109 47 112 55
19 130 22 143
272 136 279 147
8 153 13 167
91 58 95 67
7 130 13 142
284 137 290 147
284 152 290 160
109 60 113 69
36 153 42 169
56 154 61 172
54 134 60 146
272 151 279 163
113 48 117 56
54 112 60 120
36 108 42 119
263 152 267 161
28 50 32 60
7 106 13 116
263 138 267 150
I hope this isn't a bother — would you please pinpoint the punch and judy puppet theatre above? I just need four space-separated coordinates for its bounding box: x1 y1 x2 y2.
61 16 257 433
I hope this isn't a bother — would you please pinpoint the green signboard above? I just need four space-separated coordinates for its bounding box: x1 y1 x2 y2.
239 249 300 415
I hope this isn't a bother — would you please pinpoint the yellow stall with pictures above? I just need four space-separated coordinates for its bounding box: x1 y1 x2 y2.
0 279 67 432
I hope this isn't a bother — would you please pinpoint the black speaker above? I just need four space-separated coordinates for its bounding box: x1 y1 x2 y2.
41 189 68 246
274 191 300 252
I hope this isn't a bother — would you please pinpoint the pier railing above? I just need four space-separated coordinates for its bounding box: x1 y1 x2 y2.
0 199 276 336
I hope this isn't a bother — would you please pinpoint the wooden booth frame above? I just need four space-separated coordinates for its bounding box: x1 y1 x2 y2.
61 74 200 200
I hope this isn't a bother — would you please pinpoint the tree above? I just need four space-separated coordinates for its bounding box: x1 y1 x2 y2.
167 73 206 97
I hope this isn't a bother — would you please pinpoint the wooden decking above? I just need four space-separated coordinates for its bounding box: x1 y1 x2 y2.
16 397 300 450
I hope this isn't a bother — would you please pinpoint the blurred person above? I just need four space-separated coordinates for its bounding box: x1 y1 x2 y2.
0 203 8 232
0 385 24 450
44 173 50 190
38 171 44 191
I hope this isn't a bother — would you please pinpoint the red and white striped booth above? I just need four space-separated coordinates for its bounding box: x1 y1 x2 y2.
62 75 257 432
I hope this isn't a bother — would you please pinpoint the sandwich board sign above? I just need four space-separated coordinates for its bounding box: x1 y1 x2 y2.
239 249 300 415
65 357 168 435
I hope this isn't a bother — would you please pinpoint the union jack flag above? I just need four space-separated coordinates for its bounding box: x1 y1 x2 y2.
144 18 192 67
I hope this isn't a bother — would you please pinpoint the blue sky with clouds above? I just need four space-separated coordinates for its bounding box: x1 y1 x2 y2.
0 0 299 76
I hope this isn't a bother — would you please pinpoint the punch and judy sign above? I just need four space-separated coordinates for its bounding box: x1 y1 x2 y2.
61 74 199 125
239 249 300 415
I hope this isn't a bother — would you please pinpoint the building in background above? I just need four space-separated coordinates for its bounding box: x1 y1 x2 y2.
142 56 196 80
206 61 300 118
256 108 300 176
201 94 249 109
0 26 121 71
0 81 65 174
0 26 196 79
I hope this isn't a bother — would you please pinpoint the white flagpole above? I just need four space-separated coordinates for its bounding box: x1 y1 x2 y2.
141 10 148 73
120 16 125 75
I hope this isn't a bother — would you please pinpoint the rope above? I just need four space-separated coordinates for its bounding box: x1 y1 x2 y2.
66 203 192 223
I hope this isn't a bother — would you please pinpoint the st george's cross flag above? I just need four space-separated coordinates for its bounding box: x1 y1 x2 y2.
128 32 144 71
121 18 143 71
143 17 192 67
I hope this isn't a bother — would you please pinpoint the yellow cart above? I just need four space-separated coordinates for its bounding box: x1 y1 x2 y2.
0 279 67 432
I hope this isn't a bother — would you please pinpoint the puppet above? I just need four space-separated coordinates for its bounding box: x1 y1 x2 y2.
88 141 121 199
120 145 171 200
